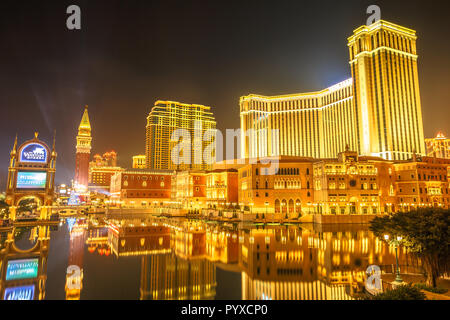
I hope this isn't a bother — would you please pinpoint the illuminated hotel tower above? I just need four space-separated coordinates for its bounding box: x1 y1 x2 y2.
240 79 356 159
146 100 216 170
240 20 426 161
348 20 425 160
74 106 92 188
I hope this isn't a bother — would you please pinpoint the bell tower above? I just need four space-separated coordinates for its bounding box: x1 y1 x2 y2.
74 106 92 189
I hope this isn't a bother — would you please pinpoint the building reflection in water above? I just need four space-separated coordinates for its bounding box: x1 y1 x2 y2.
64 215 421 300
106 218 216 300
65 218 87 300
238 224 417 300
0 225 51 300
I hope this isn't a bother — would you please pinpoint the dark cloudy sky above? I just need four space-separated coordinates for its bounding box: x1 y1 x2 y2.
0 0 449 187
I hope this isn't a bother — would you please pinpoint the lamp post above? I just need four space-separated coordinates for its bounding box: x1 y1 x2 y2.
384 234 403 284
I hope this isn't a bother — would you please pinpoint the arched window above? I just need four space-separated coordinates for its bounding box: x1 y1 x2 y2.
275 199 280 213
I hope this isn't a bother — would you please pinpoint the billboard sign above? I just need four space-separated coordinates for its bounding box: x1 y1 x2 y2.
3 285 35 300
16 171 47 189
20 143 48 163
5 258 39 281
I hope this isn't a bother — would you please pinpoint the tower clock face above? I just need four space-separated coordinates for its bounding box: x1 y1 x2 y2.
349 179 357 187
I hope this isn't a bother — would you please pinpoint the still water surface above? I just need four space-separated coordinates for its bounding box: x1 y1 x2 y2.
0 215 420 300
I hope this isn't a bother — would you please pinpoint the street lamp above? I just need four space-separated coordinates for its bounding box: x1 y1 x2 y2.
384 234 403 284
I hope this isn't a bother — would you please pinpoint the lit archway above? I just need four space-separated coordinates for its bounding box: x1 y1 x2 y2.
274 199 280 213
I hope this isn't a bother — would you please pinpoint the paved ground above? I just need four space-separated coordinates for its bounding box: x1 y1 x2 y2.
381 274 450 300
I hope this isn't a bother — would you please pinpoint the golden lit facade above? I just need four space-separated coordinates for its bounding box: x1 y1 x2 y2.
349 20 425 160
206 169 239 208
240 20 426 161
425 132 450 159
313 149 397 215
240 79 356 159
238 149 450 215
132 155 146 169
146 100 216 171
171 170 207 209
238 157 315 216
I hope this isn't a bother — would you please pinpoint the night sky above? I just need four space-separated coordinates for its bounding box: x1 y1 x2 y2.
1 0 449 188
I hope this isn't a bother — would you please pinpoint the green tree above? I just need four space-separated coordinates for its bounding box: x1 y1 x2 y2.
370 208 450 288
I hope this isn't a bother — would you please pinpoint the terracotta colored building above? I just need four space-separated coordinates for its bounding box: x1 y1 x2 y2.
110 169 174 207
238 156 315 216
393 155 450 211
238 149 450 217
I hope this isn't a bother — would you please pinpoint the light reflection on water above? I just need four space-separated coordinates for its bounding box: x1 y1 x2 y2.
0 214 421 300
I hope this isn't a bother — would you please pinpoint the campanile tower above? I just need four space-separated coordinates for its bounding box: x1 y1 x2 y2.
74 106 92 188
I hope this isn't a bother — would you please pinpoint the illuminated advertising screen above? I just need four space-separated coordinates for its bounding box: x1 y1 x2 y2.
20 143 48 163
3 285 35 300
16 171 47 189
5 258 39 281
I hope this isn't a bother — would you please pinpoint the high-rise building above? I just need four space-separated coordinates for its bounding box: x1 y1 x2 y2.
146 100 216 170
74 106 92 189
425 132 450 159
348 20 425 160
240 79 356 159
240 20 426 161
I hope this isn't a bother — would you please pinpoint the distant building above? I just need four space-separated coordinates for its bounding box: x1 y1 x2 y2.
88 151 124 194
146 100 216 171
132 155 146 169
426 132 450 159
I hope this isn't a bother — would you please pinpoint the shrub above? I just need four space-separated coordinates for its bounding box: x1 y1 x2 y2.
369 285 426 300
414 283 448 294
